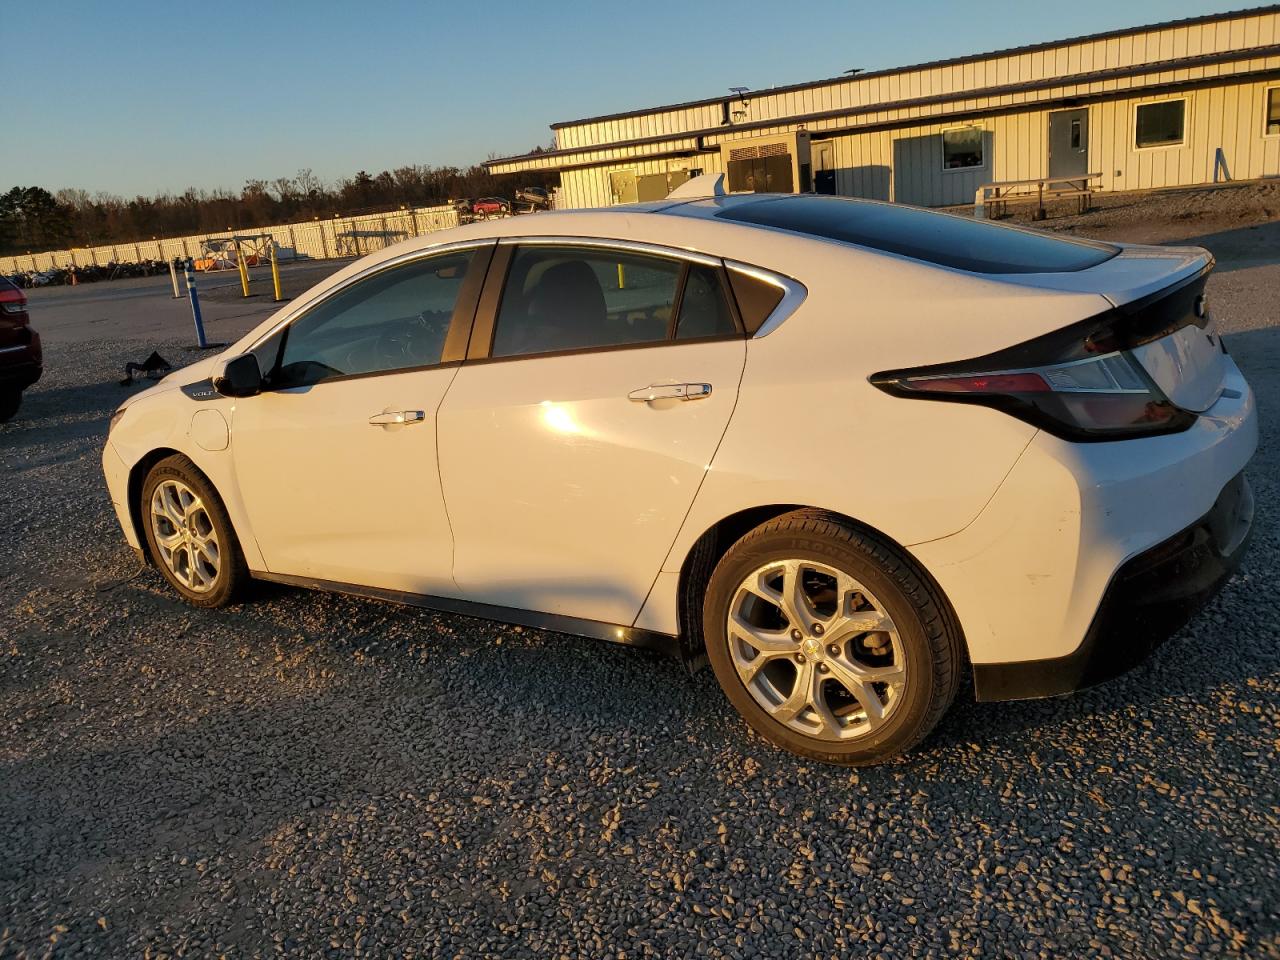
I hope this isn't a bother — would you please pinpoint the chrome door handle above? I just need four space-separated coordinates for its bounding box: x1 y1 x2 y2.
368 410 426 425
628 383 712 402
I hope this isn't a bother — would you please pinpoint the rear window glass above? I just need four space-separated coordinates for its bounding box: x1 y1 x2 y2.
714 196 1118 274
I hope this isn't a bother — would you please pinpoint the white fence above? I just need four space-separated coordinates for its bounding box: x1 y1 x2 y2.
0 204 461 275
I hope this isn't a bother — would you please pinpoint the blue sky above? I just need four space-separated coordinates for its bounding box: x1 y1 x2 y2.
6 0 1237 197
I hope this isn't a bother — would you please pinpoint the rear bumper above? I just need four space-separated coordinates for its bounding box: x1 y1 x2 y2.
973 470 1254 700
910 355 1257 681
0 355 42 390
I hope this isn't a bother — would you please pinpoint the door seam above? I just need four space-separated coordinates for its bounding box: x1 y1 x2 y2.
630 337 749 628
433 364 466 595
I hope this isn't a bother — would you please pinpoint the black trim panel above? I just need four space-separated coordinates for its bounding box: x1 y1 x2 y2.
252 571 682 658
467 243 512 360
181 378 219 401
440 241 495 363
973 471 1254 701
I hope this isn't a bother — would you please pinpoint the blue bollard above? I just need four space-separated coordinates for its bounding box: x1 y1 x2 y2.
182 258 208 348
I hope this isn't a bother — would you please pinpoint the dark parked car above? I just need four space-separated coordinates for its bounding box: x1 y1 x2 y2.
0 275 42 422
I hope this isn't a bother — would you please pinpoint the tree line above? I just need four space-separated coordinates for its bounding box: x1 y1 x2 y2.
0 157 560 257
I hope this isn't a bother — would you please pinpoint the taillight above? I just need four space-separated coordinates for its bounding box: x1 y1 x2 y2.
872 349 1195 441
0 298 28 323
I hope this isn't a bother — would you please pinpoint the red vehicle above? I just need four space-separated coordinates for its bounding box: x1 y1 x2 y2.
0 275 42 422
471 197 510 218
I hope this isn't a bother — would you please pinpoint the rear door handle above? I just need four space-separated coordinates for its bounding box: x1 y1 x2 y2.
368 410 426 425
628 383 712 402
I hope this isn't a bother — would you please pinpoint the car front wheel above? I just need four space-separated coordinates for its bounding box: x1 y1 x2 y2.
141 454 247 607
703 510 963 765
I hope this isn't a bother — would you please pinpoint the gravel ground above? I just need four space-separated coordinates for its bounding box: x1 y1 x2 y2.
2 190 1279 958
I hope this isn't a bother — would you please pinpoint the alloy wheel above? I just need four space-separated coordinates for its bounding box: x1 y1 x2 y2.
727 558 906 741
149 479 221 593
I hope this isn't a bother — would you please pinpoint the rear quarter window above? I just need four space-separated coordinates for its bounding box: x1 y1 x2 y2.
715 196 1118 274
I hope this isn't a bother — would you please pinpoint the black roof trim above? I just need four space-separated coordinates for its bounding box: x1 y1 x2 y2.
548 5 1280 131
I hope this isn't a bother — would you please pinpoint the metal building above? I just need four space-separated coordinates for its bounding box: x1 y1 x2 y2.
487 5 1280 208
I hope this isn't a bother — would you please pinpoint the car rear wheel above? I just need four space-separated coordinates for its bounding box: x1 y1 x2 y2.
0 388 21 423
703 510 962 765
141 454 247 607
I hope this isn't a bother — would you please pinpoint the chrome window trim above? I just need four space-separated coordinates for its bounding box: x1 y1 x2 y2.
723 260 808 338
246 238 495 351
496 235 722 268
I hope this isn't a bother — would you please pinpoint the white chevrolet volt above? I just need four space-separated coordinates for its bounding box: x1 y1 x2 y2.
103 193 1256 764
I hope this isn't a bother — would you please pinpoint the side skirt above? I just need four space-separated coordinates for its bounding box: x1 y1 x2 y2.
251 571 683 659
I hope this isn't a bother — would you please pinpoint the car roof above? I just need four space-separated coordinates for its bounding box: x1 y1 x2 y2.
405 193 1115 276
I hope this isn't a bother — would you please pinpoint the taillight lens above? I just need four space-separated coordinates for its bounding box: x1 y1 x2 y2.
1 299 28 321
873 350 1195 441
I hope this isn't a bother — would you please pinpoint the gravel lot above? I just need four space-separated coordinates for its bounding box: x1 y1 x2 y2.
2 191 1278 958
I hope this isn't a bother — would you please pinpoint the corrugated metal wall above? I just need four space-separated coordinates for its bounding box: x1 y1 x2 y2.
518 10 1280 210
558 154 727 209
553 10 1280 151
557 78 1280 209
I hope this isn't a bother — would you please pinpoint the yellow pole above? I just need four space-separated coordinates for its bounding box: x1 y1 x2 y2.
617 263 625 289
270 242 283 301
236 242 250 298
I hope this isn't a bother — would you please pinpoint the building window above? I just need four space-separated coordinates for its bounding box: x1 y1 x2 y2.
1135 100 1186 148
1267 88 1280 136
942 127 984 170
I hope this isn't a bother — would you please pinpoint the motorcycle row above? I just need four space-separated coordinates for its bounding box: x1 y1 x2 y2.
4 259 172 288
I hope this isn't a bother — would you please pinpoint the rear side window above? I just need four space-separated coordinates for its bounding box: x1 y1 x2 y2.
492 247 680 358
676 265 738 340
715 196 1118 274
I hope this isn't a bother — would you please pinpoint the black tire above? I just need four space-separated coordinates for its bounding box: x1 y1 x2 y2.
0 388 21 423
140 454 248 608
703 510 963 765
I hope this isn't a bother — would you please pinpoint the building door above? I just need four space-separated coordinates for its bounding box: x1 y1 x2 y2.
813 141 836 194
1048 109 1088 180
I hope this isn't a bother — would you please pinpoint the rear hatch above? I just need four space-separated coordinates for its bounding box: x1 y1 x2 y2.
872 242 1229 443
1005 243 1226 412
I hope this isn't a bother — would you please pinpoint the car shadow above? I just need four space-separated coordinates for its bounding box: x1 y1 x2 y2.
0 380 119 453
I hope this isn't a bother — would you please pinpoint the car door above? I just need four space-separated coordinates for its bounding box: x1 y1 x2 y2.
436 240 748 626
230 243 491 594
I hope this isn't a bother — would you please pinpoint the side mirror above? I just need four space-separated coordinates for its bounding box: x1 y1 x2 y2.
212 354 263 398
